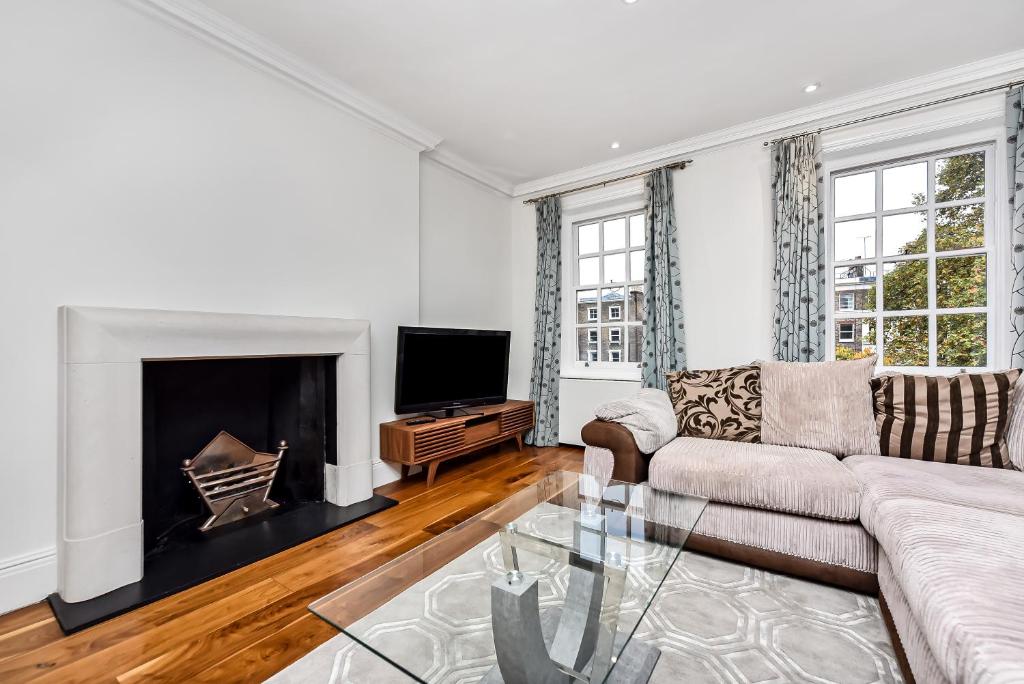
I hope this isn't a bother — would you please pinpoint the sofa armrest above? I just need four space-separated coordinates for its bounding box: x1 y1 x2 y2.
580 419 654 484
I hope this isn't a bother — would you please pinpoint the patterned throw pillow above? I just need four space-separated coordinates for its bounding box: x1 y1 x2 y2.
665 365 761 442
871 369 1022 468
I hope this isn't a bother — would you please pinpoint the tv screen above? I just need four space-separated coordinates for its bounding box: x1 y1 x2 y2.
395 326 510 414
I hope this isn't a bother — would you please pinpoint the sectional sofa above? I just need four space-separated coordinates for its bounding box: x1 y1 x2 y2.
581 386 1024 684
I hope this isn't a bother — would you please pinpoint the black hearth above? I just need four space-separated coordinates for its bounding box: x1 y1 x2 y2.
48 355 396 634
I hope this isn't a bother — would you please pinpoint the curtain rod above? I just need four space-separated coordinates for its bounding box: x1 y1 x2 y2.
764 78 1024 148
522 159 693 205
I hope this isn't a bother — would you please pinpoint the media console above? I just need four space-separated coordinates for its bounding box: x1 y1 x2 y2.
380 400 535 487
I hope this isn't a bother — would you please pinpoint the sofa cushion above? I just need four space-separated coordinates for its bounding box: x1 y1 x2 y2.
665 364 761 442
868 497 1024 684
871 369 1021 468
648 437 862 521
760 355 880 457
845 454 1024 534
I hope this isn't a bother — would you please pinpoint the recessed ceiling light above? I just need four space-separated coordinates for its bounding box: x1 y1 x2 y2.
623 0 639 4
610 141 620 149
803 82 820 93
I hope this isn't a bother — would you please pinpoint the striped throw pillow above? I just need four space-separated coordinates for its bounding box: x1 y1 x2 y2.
871 370 1021 468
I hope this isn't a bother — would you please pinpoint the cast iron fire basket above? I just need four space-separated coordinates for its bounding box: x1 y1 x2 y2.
182 431 288 531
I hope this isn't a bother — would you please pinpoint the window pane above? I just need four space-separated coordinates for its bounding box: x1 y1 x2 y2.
834 218 876 261
882 162 927 210
579 257 599 285
603 253 626 283
935 152 985 203
628 325 642 362
936 204 984 252
630 250 644 281
628 285 644 322
883 260 927 311
834 318 876 359
629 214 644 247
937 313 986 367
578 223 599 254
882 212 926 256
883 316 929 366
936 254 986 308
601 326 625 362
576 289 598 324
601 287 624 322
603 218 626 251
834 171 875 217
577 327 598 362
834 265 877 312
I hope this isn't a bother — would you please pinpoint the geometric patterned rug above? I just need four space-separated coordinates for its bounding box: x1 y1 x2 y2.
269 507 902 684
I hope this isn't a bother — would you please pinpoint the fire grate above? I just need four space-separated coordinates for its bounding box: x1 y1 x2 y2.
182 431 288 531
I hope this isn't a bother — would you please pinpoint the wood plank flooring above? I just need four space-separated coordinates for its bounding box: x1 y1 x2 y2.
0 444 584 683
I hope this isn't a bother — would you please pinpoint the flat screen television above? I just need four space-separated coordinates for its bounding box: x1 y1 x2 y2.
395 326 511 415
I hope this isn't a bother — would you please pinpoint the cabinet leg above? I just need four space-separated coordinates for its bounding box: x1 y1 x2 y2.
426 460 440 488
400 464 410 480
515 434 524 451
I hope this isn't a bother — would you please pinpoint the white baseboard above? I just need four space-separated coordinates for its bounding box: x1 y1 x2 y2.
372 459 402 488
0 548 57 616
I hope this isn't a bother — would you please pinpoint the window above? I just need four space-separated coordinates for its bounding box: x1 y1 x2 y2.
829 146 993 368
572 211 646 369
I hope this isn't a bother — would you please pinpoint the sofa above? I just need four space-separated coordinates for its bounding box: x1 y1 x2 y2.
581 372 1024 684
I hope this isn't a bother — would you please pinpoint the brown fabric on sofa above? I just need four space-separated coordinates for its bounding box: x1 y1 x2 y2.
580 419 652 483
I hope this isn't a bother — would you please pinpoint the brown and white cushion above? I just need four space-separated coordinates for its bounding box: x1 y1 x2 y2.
871 369 1021 468
665 365 761 442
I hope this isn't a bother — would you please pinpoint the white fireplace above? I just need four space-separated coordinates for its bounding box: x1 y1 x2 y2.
57 306 374 603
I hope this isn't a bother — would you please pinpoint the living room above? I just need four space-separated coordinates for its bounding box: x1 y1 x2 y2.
1 1 1023 682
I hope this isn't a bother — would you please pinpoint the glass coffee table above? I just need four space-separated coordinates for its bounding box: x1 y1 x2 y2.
310 471 707 683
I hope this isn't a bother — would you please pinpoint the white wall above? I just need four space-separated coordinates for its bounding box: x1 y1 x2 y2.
508 139 776 445
0 1 421 612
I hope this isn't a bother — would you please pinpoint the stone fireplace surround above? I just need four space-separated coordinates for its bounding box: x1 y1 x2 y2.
58 306 374 603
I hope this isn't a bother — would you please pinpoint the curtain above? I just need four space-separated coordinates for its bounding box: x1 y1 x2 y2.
1008 86 1024 368
641 167 686 390
771 133 827 362
526 197 562 446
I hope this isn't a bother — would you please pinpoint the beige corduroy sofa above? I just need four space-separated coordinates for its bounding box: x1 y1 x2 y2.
582 402 1024 684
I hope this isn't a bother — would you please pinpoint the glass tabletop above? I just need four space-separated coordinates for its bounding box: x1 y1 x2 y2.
309 471 708 683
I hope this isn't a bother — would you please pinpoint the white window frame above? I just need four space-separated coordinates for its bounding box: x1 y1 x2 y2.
838 292 855 311
609 327 622 344
838 322 855 342
559 183 646 380
609 350 622 362
608 305 622 321
588 329 598 344
587 307 598 321
825 134 1006 373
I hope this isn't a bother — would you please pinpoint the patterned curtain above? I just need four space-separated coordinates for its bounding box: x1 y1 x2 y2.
641 167 686 390
526 197 562 446
771 133 826 362
1008 86 1024 368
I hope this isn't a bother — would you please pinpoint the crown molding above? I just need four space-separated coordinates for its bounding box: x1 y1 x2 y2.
513 49 1024 198
124 0 444 152
423 147 515 196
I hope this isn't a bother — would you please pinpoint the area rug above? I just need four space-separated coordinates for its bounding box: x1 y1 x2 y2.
269 507 901 684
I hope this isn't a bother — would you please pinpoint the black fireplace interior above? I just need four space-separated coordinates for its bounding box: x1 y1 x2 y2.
48 355 396 635
143 355 336 554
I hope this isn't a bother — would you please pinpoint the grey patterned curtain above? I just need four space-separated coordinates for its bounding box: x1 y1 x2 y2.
641 167 686 390
1008 86 1024 368
526 197 562 446
771 134 826 362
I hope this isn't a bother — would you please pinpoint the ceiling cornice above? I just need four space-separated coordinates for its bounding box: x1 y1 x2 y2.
424 148 515 196
513 49 1024 198
124 0 445 152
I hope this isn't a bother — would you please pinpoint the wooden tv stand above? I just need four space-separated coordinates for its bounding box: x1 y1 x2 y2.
380 400 535 488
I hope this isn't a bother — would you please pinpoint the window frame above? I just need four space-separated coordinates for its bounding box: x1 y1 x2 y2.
560 191 646 381
825 140 1001 372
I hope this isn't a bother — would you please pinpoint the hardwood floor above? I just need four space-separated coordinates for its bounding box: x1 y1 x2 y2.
0 444 583 683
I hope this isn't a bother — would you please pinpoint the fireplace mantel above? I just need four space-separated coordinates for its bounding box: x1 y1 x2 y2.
57 306 373 603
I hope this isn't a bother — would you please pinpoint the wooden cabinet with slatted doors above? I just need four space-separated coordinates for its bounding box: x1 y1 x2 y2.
379 400 535 487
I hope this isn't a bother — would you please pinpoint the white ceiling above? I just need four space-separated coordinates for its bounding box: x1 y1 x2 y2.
199 0 1023 187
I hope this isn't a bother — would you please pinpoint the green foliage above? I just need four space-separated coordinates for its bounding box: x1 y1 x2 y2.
872 153 987 367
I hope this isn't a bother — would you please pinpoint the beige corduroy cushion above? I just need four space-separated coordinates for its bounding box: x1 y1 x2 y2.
759 355 880 457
